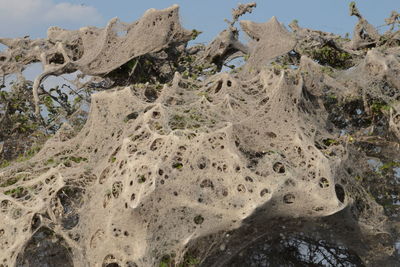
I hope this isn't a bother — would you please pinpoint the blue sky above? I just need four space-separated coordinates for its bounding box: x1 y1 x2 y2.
0 0 398 44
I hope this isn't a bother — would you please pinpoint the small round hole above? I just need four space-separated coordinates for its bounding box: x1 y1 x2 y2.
260 188 269 197
237 184 246 193
273 162 285 173
152 111 161 119
194 215 204 225
283 193 295 204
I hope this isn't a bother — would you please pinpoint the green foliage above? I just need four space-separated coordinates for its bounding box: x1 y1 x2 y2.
303 45 353 69
4 186 25 197
379 161 400 172
1 77 87 165
15 145 42 162
172 163 183 169
322 138 339 146
0 161 10 169
271 61 288 71
26 146 41 157
169 110 216 131
321 66 334 76
0 177 19 187
68 156 87 163
159 255 172 267
57 155 87 166
126 58 139 71
73 96 82 108
45 158 56 165
370 101 391 114
44 85 79 131
169 114 186 130
196 92 212 102
191 29 202 40
326 93 337 101
0 83 39 135
182 255 200 266
354 175 363 182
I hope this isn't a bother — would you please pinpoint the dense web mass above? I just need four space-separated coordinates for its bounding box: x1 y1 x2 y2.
0 2 399 267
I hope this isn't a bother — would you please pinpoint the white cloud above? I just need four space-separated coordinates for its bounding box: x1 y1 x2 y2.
0 0 103 38
44 2 101 23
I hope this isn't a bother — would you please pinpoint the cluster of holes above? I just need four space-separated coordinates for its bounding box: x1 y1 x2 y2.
150 138 164 151
285 179 296 187
65 42 84 61
197 156 209 170
207 134 226 150
245 176 254 182
259 97 270 106
127 143 138 154
0 200 11 214
99 167 111 184
319 177 330 188
112 182 123 198
211 161 228 173
131 130 151 142
47 52 65 65
112 227 128 238
200 179 214 189
3 187 29 200
30 182 44 195
236 143 267 170
171 146 186 170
